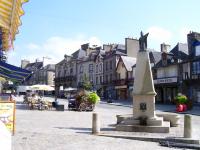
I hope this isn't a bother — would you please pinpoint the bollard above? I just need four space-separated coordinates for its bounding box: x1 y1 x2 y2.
92 113 100 135
184 114 192 138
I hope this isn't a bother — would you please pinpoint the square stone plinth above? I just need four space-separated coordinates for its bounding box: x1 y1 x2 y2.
116 121 170 133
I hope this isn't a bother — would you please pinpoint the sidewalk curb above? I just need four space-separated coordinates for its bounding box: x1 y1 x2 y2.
100 101 132 108
98 133 200 145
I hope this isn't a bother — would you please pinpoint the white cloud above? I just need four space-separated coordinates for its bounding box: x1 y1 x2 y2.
8 35 102 66
26 43 40 50
147 26 172 43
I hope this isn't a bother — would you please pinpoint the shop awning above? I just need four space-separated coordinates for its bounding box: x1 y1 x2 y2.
0 61 31 82
0 0 28 50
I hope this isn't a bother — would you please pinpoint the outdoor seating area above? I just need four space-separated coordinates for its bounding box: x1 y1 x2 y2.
23 94 53 110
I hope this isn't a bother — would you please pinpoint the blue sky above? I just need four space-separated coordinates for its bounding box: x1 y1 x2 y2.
7 0 200 66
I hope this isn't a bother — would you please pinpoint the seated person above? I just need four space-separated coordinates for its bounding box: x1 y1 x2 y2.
52 97 59 108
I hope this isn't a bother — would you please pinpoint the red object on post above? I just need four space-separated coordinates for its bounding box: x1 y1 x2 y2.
176 104 183 112
182 104 187 111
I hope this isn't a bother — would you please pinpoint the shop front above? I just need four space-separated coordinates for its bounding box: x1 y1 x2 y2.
115 85 128 100
154 77 178 104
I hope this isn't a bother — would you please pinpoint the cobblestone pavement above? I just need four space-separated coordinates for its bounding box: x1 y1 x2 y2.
12 96 199 150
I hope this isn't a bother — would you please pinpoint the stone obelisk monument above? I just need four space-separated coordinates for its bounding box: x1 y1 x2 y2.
116 32 170 133
132 32 162 125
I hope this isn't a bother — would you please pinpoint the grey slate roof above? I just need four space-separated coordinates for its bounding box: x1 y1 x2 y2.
120 56 137 71
24 62 43 71
154 43 188 68
43 64 55 71
149 51 162 64
71 50 79 59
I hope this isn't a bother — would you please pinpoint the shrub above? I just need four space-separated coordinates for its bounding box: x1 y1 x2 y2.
175 94 188 104
88 92 100 104
76 90 88 103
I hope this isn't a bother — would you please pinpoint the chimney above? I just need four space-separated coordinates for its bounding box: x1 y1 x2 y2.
125 38 139 57
161 43 171 53
64 54 71 61
81 43 89 51
21 59 30 69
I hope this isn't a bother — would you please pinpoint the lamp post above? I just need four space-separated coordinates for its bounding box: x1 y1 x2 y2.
42 56 51 67
42 56 51 85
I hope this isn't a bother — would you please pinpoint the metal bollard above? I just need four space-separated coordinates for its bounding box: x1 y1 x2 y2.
184 114 192 138
92 113 100 135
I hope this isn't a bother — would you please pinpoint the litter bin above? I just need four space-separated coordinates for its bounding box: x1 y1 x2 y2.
56 105 64 111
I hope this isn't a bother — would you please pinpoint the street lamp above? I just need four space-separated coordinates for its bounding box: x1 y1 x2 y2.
42 56 51 67
42 56 51 85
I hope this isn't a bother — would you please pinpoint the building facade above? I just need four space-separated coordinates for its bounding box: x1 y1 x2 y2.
103 48 126 99
22 60 43 85
115 56 136 100
153 43 188 103
55 55 79 96
181 32 200 104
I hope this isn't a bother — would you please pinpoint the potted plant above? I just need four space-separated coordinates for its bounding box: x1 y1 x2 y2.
175 93 188 112
88 92 100 104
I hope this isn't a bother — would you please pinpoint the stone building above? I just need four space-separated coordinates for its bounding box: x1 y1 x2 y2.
103 44 127 99
153 43 188 103
54 44 87 96
22 60 43 85
21 60 55 86
181 31 200 104
36 64 55 86
115 56 136 100
94 49 105 96
77 46 104 95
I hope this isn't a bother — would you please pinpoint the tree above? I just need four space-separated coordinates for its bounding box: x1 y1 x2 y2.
81 74 92 91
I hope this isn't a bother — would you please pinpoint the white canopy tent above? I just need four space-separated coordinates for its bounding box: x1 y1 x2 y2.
30 84 54 91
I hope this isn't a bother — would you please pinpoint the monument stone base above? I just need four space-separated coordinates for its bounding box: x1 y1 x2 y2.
116 114 172 133
116 121 170 133
116 115 170 133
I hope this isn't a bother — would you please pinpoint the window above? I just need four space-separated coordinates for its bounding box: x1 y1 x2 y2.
89 64 93 73
110 74 112 82
89 74 93 82
64 70 67 76
96 77 98 84
192 61 200 74
99 63 102 72
80 76 83 82
117 73 121 79
70 63 73 67
105 75 108 83
110 60 113 70
195 45 200 56
96 64 98 73
80 65 83 73
106 62 108 71
58 71 61 77
70 68 73 74
100 76 102 83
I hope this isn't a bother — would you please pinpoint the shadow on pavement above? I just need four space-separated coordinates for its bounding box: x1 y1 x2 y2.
16 103 29 110
54 126 115 134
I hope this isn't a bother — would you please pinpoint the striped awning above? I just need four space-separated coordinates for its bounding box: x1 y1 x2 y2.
0 0 28 51
0 61 31 82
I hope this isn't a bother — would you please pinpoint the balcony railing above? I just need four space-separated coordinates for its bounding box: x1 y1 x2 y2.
183 72 200 81
54 76 76 82
113 78 134 86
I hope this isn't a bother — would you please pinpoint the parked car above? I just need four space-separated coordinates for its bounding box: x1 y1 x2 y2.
68 98 95 111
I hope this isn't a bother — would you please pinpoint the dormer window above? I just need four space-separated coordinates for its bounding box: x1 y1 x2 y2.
195 45 200 56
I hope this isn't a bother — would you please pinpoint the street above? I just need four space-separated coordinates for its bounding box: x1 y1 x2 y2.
12 96 199 150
